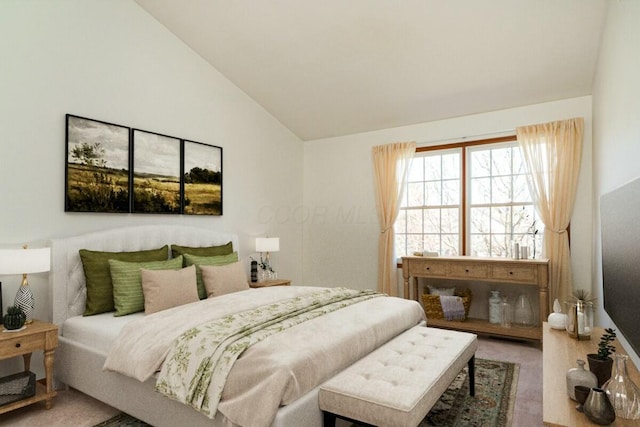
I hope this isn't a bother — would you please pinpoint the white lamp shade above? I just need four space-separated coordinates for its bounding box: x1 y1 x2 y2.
0 247 51 275
256 237 279 253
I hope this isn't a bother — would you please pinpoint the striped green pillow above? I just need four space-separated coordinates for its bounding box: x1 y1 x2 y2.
109 256 183 316
183 252 239 299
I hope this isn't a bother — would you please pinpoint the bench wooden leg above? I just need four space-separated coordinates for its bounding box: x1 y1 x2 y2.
468 355 476 397
323 411 337 427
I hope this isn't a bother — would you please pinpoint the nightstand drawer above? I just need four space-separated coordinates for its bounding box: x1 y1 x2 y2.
408 260 446 277
0 333 44 358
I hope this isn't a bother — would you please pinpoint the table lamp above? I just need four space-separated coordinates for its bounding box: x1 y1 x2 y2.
255 237 279 271
0 245 51 323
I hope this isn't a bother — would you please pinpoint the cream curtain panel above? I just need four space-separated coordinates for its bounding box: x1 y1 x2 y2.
516 117 584 312
372 141 416 296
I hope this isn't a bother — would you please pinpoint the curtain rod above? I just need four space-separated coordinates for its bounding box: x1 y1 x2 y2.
417 128 516 147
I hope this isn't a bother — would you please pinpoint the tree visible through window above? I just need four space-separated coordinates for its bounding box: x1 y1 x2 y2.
395 137 543 260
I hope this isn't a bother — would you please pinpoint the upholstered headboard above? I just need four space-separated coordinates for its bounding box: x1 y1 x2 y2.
49 225 240 328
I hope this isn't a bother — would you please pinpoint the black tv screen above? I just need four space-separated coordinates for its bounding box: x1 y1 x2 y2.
601 176 640 358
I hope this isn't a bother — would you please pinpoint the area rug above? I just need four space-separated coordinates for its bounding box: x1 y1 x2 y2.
93 358 518 427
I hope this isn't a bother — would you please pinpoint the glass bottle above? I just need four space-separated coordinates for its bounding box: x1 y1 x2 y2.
489 291 502 324
566 359 598 400
514 294 534 327
500 296 511 328
603 354 640 419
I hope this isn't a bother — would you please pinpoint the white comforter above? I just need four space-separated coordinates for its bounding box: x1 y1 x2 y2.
104 286 425 427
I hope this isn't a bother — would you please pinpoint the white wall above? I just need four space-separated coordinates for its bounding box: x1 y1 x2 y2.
303 97 593 301
592 0 640 368
0 1 303 376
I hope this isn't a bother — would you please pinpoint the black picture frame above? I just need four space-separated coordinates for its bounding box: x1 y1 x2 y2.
65 114 131 213
183 140 223 215
131 129 182 214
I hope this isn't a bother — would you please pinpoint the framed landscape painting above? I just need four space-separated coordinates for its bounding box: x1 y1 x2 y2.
65 115 130 213
183 140 223 215
131 129 181 214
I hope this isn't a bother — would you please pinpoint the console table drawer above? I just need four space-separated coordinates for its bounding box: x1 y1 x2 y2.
408 260 446 277
446 263 488 279
491 264 538 283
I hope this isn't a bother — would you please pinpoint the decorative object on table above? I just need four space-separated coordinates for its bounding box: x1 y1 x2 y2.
548 298 568 330
513 293 534 327
602 353 640 419
500 296 512 328
255 237 280 282
2 305 26 331
566 359 598 400
588 328 617 387
511 241 520 259
575 385 591 412
519 245 529 260
565 290 595 340
250 260 258 283
489 290 502 324
421 288 471 321
583 387 616 425
0 246 51 324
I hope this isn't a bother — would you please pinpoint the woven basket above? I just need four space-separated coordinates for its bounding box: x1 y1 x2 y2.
421 288 472 321
0 371 35 406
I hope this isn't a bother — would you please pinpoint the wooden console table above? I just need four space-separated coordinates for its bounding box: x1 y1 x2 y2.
401 256 549 341
543 323 640 426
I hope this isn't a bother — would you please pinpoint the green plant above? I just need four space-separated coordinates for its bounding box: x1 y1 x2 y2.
596 328 617 360
3 306 26 330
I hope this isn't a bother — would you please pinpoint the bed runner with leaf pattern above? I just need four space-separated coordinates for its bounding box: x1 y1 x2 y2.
155 287 382 418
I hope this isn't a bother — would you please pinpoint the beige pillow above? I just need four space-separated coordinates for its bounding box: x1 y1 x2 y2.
200 262 249 297
140 265 199 314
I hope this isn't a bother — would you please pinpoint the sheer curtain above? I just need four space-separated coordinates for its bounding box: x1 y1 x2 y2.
372 141 416 296
516 117 583 312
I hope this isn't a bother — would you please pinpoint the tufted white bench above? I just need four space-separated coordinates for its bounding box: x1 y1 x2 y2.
318 325 478 427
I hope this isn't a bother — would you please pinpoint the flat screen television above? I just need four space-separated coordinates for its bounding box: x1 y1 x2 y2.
601 176 640 358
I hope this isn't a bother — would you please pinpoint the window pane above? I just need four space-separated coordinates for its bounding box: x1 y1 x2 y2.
441 208 459 233
442 179 460 205
513 174 530 202
491 206 512 234
407 234 423 255
491 147 512 176
424 156 441 181
395 234 406 258
424 209 440 233
470 234 490 257
423 234 440 253
513 148 526 175
471 177 491 204
491 234 511 257
407 182 424 207
491 176 511 203
442 234 459 256
442 153 460 179
407 157 424 182
471 150 491 178
512 205 532 234
407 209 422 233
395 209 406 234
425 181 441 205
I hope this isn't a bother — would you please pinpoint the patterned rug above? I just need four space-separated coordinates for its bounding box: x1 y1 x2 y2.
93 358 518 427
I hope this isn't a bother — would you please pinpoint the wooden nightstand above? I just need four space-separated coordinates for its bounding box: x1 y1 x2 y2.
0 320 58 414
250 279 291 288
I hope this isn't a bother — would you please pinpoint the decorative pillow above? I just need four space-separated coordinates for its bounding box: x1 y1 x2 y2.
428 285 456 296
79 245 169 316
109 256 183 316
183 252 239 299
170 242 233 260
200 262 249 297
140 265 198 314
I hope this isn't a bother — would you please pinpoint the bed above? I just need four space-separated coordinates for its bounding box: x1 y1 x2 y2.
50 225 424 427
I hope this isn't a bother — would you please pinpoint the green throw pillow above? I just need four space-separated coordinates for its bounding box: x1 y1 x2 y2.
170 242 233 261
109 256 183 316
183 252 239 299
80 245 169 316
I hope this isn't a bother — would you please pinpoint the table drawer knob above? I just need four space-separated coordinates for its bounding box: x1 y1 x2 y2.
15 343 21 348
425 267 430 271
509 271 514 275
465 269 469 273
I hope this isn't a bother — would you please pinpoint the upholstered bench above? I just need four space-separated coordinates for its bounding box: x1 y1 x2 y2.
318 325 478 427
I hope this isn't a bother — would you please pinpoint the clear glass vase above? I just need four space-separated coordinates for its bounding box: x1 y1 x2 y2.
513 294 534 327
603 354 640 419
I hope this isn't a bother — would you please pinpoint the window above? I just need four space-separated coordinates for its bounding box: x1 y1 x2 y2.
395 136 543 259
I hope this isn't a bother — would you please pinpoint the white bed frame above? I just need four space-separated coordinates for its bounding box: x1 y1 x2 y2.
50 225 323 427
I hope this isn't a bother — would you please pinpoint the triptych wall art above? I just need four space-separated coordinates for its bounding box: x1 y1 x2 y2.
65 114 222 215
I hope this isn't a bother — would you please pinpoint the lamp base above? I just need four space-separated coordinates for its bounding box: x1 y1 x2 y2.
14 285 34 324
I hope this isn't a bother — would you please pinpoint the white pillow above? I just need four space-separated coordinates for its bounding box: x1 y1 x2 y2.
200 261 249 297
427 285 456 296
140 265 199 314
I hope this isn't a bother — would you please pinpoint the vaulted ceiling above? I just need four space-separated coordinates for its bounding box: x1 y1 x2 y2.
135 0 608 140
